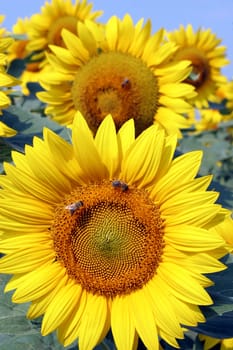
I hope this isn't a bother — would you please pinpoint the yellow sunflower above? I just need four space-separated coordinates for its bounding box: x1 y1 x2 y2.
166 24 229 109
7 17 50 96
10 0 102 95
194 108 223 131
26 0 102 53
190 81 233 132
216 81 233 137
37 14 196 137
217 80 233 112
0 16 20 137
0 112 230 349
200 335 233 350
0 15 6 37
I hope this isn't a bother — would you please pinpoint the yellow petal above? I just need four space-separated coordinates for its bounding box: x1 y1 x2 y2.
121 124 164 188
117 14 135 52
57 290 87 346
72 112 108 180
78 294 109 350
117 118 135 161
10 263 65 302
145 279 183 339
77 21 96 55
0 121 16 137
159 262 212 305
111 296 136 350
94 114 119 178
128 289 159 349
0 247 54 274
165 225 224 252
42 282 82 335
152 151 203 202
105 16 118 50
62 28 89 62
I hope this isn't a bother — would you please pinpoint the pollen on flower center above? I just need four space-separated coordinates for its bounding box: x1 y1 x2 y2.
174 47 210 88
52 180 165 297
47 16 78 47
71 51 159 135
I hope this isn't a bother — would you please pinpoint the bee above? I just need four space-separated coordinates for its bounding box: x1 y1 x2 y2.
112 180 128 192
65 201 83 215
121 78 131 90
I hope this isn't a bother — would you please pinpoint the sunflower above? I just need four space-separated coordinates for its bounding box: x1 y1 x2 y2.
194 108 223 131
0 17 20 137
216 80 233 112
37 14 196 137
199 335 233 350
166 24 229 109
0 111 230 349
11 0 102 95
7 17 51 96
26 0 102 54
190 81 233 132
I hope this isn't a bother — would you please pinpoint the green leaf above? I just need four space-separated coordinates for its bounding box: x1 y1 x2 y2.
0 140 12 173
0 274 74 349
8 59 26 79
1 105 70 152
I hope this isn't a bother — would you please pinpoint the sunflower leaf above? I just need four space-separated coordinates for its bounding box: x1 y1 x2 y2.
0 140 12 173
1 105 69 152
0 274 74 349
208 180 233 209
190 311 233 339
178 128 233 186
7 58 26 78
189 259 233 338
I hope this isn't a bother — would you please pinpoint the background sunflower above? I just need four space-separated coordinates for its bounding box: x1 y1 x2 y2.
37 14 196 137
166 24 229 109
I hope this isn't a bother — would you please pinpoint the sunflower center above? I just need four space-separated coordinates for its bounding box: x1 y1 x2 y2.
174 47 210 89
71 51 159 135
52 180 164 297
47 16 78 47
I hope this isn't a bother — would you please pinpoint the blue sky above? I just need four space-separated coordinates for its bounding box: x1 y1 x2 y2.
1 0 233 78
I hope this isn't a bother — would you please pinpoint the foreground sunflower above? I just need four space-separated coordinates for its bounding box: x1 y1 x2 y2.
166 24 229 109
0 112 230 350
0 17 19 137
37 14 196 137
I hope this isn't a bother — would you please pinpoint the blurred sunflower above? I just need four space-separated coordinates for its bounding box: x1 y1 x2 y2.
9 0 102 95
26 0 102 54
194 108 223 132
0 16 20 137
216 80 233 112
190 81 233 132
0 112 230 350
200 334 233 350
166 24 229 109
7 17 50 96
0 15 6 37
37 14 196 137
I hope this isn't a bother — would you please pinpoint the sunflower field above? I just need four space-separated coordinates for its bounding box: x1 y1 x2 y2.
0 1 233 350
